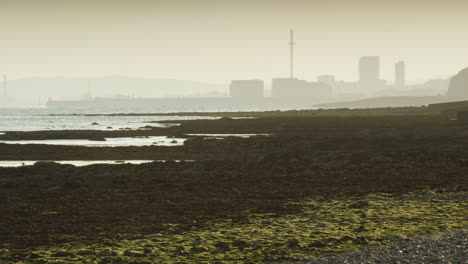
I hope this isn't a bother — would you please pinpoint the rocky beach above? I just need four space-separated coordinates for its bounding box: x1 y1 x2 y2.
0 109 467 263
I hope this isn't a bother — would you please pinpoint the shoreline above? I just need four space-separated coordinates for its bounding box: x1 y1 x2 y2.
0 112 467 262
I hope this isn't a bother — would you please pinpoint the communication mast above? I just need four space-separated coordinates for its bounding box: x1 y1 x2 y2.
289 29 295 78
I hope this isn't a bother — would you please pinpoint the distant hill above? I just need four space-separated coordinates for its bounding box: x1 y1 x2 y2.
0 76 228 107
314 96 452 109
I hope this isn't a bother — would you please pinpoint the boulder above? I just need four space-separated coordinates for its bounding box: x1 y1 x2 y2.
447 67 468 99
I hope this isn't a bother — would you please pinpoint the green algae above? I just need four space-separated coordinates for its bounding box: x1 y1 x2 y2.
11 190 468 263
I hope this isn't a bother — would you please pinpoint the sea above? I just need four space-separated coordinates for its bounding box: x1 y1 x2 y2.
0 107 221 132
0 106 296 167
0 104 309 132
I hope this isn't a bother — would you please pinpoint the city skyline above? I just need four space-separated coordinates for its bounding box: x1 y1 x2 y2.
1 0 467 84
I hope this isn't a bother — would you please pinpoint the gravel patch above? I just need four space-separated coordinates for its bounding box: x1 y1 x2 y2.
288 230 467 264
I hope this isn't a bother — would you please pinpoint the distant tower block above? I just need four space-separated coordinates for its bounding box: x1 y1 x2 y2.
358 56 386 91
289 29 295 78
395 61 406 88
359 56 380 84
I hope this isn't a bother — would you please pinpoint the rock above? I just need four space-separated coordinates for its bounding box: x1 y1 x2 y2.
191 238 202 247
232 239 249 249
98 258 112 264
316 222 327 228
96 250 118 257
190 247 208 254
77 249 95 256
123 250 145 257
340 235 354 242
261 219 272 225
353 210 367 218
286 239 300 248
353 236 369 245
349 201 370 209
214 241 230 253
309 241 326 248
53 251 76 258
27 253 42 259
174 246 187 256
353 225 369 233
63 180 82 189
33 161 61 167
447 67 468 99
170 140 178 144
91 122 100 125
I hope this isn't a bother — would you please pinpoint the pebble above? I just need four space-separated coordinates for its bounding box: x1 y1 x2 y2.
296 230 467 264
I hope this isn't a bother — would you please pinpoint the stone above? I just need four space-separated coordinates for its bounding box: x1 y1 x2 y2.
232 239 249 249
190 247 208 254
353 225 369 233
53 251 76 258
340 235 354 242
309 241 326 248
27 253 42 259
349 201 370 209
190 238 202 247
286 239 300 248
123 250 145 258
214 242 230 253
174 246 187 256
77 249 95 256
353 210 367 218
96 250 118 257
316 222 327 228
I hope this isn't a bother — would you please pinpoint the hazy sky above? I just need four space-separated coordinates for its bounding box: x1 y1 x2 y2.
1 0 467 83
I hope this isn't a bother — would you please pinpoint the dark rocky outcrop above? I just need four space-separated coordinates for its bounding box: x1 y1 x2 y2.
446 67 468 99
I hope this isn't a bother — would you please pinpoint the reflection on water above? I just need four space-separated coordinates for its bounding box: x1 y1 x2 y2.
0 160 193 167
0 108 218 132
0 136 186 147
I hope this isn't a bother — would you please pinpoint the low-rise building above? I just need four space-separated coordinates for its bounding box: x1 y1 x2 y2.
229 80 264 98
272 78 332 98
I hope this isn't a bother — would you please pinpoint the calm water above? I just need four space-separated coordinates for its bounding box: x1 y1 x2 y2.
0 136 186 147
0 160 194 167
0 107 218 132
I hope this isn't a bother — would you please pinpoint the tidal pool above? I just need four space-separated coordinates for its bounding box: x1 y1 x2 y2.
0 136 186 147
0 160 193 167
186 133 270 138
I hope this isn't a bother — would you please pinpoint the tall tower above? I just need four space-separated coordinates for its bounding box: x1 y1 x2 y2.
289 29 295 78
395 61 405 88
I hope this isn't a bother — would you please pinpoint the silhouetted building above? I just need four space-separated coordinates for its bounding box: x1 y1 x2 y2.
395 61 405 88
272 78 332 98
229 80 264 98
317 75 336 87
359 56 386 91
446 67 468 100
359 56 379 83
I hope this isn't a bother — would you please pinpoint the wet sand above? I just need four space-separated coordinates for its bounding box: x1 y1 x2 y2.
0 112 467 262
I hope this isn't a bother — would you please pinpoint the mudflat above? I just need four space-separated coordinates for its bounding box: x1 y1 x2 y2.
0 113 467 263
